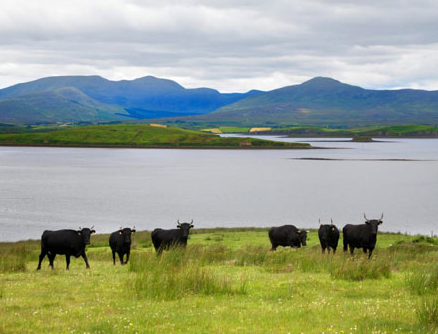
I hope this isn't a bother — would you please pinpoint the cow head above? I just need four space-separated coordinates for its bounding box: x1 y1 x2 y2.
297 230 308 246
177 219 194 238
364 213 383 236
118 226 136 244
77 226 96 245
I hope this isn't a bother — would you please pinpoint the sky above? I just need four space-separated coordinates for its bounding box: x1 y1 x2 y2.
1 0 438 92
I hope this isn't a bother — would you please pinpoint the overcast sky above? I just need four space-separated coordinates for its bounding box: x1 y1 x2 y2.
1 0 438 92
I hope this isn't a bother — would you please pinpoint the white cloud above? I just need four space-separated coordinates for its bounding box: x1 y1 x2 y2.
0 0 438 92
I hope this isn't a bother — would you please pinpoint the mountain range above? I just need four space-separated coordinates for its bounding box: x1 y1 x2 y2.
0 75 260 124
0 75 437 126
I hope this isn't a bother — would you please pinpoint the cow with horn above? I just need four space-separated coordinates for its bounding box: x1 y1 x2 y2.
109 225 136 265
151 219 194 254
343 213 383 258
37 226 96 270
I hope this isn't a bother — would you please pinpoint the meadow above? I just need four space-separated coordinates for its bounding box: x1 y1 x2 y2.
0 124 309 149
1 228 438 334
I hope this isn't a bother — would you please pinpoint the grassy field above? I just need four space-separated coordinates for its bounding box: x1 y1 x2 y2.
197 125 438 137
1 228 438 334
0 124 310 149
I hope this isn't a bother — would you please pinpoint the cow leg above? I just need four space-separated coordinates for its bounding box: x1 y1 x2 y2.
327 247 331 254
363 248 367 255
112 250 116 265
125 249 130 264
37 248 48 270
368 248 374 259
82 252 90 269
349 245 355 256
48 253 56 269
271 244 277 251
321 246 326 254
66 255 71 270
333 247 337 254
343 239 348 253
118 252 124 265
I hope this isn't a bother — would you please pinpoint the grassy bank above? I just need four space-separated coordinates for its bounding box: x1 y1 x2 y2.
1 228 438 333
205 125 438 138
0 124 310 149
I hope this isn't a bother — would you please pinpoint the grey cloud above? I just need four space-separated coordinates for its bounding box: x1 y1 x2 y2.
0 0 438 92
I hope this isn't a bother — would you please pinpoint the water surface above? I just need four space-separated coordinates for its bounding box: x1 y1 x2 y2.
1 138 437 241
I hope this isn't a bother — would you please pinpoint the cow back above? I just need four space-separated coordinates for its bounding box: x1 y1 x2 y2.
41 229 84 256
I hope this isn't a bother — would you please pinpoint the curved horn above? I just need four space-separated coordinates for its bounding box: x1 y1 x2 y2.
177 219 181 226
364 213 369 222
319 218 322 225
133 225 135 230
330 219 333 225
91 225 94 230
380 212 384 220
79 226 82 230
191 219 193 224
119 226 123 230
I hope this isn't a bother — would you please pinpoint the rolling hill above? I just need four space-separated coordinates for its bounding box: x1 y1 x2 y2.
185 77 438 126
0 76 260 124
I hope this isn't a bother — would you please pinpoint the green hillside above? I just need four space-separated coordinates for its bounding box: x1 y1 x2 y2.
0 124 310 149
185 77 438 127
0 87 128 124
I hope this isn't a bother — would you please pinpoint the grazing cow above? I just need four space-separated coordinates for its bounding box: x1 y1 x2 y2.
36 227 96 270
151 220 194 254
268 225 308 251
109 227 136 265
318 219 340 254
343 213 383 258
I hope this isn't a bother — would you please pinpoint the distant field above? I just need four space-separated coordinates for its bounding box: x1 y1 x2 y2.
0 124 310 149
249 125 438 137
1 228 438 333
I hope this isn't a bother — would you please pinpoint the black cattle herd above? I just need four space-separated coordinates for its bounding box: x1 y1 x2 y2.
36 214 383 270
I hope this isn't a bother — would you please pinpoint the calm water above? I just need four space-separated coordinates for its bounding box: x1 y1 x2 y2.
1 137 437 242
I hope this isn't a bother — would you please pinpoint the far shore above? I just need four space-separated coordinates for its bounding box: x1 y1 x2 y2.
0 143 317 150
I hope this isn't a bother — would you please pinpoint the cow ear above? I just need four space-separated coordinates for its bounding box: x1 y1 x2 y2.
378 221 383 225
132 229 136 233
190 224 194 228
91 229 96 234
365 221 370 225
177 225 181 229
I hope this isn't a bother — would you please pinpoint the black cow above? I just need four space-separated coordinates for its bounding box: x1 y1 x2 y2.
151 220 194 254
36 227 96 270
109 227 136 265
268 225 308 251
343 213 383 258
318 219 340 254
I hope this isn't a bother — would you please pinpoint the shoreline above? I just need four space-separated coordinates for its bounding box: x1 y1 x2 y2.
0 143 316 150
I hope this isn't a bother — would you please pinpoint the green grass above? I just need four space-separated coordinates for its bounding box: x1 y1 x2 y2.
1 228 437 333
0 124 310 149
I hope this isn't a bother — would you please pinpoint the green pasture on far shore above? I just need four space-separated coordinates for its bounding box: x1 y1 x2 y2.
1 228 438 333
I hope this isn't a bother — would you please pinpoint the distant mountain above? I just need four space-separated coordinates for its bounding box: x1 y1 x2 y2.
0 76 260 124
189 77 438 126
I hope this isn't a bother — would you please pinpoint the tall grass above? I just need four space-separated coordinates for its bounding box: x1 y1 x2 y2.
0 244 33 272
129 248 247 300
417 297 438 329
406 264 438 295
